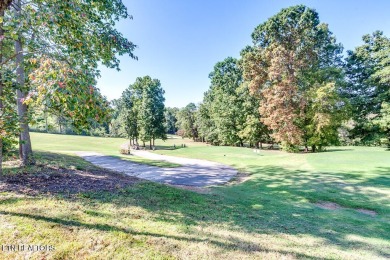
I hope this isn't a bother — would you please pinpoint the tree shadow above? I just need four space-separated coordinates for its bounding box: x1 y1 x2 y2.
85 165 389 258
1 153 389 258
323 148 354 152
0 210 331 259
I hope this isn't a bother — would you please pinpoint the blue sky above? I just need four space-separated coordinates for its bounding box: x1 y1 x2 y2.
96 0 390 108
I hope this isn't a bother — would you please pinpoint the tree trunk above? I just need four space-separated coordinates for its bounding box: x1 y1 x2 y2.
0 139 2 175
0 9 4 175
152 138 155 147
45 107 48 132
311 145 316 153
149 140 152 150
15 0 34 166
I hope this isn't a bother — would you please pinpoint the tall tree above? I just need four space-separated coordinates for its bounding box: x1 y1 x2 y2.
121 79 143 144
208 57 245 146
242 5 345 151
137 76 166 148
14 0 34 164
2 0 136 165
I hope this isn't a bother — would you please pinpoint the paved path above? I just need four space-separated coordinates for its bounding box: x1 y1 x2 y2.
75 151 237 187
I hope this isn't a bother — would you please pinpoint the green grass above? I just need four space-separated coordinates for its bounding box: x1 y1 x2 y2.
29 132 180 168
0 133 389 259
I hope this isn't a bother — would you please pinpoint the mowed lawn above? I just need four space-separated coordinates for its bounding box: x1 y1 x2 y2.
0 133 389 259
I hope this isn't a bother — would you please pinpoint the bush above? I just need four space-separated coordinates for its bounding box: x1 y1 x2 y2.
2 138 17 159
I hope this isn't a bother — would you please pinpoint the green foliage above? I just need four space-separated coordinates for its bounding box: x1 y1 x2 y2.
374 102 390 147
176 103 198 141
197 57 268 146
27 58 112 132
121 81 143 142
305 83 350 150
343 31 390 144
138 76 166 145
115 76 167 146
0 74 19 158
164 107 179 134
0 0 137 168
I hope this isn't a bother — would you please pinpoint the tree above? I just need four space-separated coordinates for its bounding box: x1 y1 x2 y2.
176 103 198 141
306 83 350 151
197 57 269 147
137 76 166 148
242 5 345 151
197 97 218 144
343 31 390 145
1 0 137 165
27 57 112 132
237 83 271 148
121 79 143 144
207 57 245 146
164 107 179 134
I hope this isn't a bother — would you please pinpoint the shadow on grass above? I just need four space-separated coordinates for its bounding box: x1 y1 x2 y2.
323 148 354 152
79 165 388 258
0 209 336 259
1 152 390 258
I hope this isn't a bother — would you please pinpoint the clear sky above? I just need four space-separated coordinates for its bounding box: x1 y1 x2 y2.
96 0 390 108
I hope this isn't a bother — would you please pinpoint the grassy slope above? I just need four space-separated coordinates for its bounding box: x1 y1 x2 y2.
0 133 389 259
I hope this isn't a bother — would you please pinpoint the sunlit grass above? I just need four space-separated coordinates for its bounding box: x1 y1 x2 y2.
0 133 389 259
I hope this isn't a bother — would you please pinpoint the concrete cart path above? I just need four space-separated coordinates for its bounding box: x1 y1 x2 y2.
75 151 237 187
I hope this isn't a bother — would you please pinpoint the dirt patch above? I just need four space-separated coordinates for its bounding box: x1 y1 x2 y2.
315 201 343 210
227 172 251 186
315 202 377 217
0 167 139 196
356 209 377 216
170 184 212 194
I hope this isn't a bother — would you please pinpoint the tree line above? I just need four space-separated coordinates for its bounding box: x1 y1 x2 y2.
33 5 390 154
1 4 389 175
157 5 390 152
